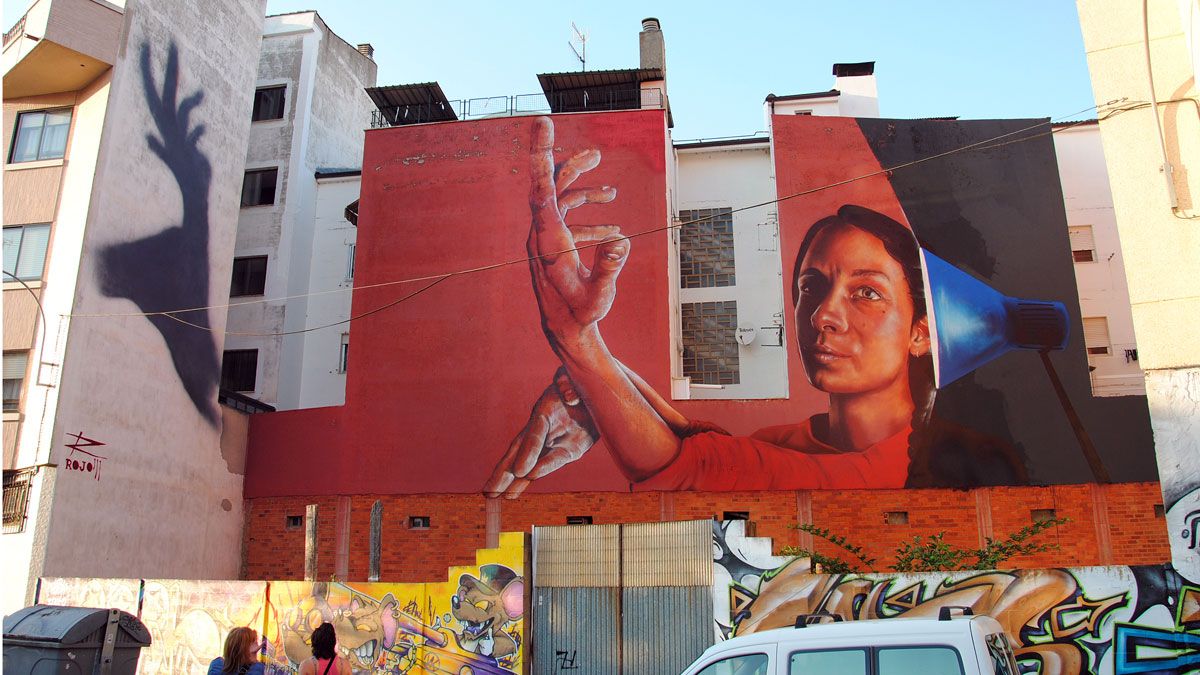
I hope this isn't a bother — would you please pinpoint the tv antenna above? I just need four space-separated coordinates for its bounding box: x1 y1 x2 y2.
569 22 587 71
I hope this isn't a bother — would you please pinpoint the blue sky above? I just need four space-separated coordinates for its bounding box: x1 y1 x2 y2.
4 1 1099 140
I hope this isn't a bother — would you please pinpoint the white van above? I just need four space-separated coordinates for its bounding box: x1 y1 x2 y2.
681 610 1021 675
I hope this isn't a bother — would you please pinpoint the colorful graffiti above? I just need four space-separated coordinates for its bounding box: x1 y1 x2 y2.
37 532 526 675
713 520 1200 674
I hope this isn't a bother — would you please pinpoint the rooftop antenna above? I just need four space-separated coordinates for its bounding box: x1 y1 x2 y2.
569 22 587 71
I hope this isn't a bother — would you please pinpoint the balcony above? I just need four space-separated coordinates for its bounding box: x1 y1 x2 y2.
3 0 123 99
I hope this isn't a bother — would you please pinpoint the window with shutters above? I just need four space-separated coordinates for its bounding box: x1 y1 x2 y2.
251 85 286 121
229 256 267 296
3 224 51 281
3 352 28 412
220 349 258 392
1083 317 1111 355
241 168 278 207
1068 225 1095 263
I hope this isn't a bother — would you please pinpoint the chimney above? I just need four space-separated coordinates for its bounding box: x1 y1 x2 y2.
639 17 665 72
356 43 374 60
831 61 879 118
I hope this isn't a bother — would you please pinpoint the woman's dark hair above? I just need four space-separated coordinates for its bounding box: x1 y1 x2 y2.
791 204 924 321
311 622 338 661
790 204 936 424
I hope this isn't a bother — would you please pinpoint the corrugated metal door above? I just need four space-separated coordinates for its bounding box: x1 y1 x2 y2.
532 521 714 674
533 587 620 675
622 585 713 675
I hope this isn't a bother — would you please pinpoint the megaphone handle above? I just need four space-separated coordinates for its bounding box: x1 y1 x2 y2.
1039 350 1111 484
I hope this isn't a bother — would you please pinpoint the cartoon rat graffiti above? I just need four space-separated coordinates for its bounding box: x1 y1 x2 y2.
450 564 524 659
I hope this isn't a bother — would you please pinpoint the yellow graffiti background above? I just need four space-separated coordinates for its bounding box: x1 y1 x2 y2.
38 532 526 675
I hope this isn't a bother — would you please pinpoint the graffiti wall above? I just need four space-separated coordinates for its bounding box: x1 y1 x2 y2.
249 109 1155 497
37 532 527 675
713 520 1200 675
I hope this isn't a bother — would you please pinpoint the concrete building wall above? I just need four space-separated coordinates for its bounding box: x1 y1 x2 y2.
296 175 358 408
1 58 114 613
1077 0 1200 578
1052 123 1145 396
4 0 268 613
225 12 374 410
674 143 788 399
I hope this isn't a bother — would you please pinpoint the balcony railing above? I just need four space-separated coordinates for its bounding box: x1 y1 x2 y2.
371 86 664 128
3 14 26 48
3 468 35 534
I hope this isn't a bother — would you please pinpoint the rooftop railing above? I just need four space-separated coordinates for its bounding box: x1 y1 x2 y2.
371 86 664 128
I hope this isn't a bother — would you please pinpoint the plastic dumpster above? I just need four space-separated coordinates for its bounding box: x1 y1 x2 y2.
3 605 151 674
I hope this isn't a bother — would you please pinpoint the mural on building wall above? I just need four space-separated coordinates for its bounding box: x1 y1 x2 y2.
38 533 527 675
97 42 220 425
249 110 1155 498
482 114 1156 495
712 521 1200 675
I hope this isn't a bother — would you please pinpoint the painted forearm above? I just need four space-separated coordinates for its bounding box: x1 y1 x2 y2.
553 328 683 482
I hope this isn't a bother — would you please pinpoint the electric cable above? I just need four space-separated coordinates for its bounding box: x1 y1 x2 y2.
67 100 1141 337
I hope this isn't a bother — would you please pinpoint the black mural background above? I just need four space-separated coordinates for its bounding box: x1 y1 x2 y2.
856 118 1157 483
98 43 220 425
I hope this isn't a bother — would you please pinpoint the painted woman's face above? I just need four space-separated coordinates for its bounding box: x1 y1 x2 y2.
795 224 925 397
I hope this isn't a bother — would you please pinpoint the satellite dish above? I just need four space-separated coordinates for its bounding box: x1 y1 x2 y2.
736 323 757 346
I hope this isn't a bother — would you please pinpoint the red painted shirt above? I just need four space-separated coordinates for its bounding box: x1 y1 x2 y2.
636 415 911 491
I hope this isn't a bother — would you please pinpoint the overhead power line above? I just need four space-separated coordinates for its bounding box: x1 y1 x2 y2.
69 101 1134 338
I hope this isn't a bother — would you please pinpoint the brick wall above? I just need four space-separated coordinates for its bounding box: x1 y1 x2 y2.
243 482 1170 582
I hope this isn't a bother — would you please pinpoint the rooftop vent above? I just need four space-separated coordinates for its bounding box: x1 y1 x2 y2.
357 43 374 59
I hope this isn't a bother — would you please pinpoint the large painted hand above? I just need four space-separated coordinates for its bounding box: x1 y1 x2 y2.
527 116 631 342
484 368 599 499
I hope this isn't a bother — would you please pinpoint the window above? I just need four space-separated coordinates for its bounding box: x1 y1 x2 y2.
346 243 356 281
338 333 349 374
884 511 909 525
285 515 303 530
984 633 1020 675
229 256 267 297
722 511 749 521
794 109 814 115
789 649 867 675
9 109 71 163
1155 503 1165 518
681 301 740 385
220 349 258 392
679 207 736 288
409 516 431 529
1083 317 1111 355
566 515 593 525
3 352 28 412
3 224 51 281
241 168 278 207
3 469 35 534
697 653 769 675
1068 225 1096 263
251 85 286 121
878 646 964 675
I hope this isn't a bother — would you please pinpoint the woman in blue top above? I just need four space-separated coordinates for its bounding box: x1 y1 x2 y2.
207 626 265 675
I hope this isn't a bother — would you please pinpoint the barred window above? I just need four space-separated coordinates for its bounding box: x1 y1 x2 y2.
679 208 735 288
681 301 740 385
3 469 35 533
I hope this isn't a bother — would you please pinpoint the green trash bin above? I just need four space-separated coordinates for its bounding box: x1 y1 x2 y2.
3 605 151 674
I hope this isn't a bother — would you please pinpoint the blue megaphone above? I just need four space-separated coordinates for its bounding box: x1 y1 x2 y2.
921 249 1070 389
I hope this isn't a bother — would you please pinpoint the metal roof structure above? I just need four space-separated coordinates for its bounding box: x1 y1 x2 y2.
365 82 457 124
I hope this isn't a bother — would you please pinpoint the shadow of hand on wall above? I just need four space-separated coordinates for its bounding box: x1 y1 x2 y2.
98 42 220 426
